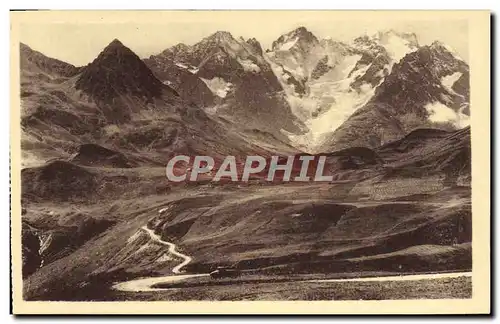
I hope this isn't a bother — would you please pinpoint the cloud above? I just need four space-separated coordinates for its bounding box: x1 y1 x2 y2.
425 102 470 128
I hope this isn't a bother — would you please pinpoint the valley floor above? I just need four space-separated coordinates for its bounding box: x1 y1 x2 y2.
108 275 472 301
21 172 472 301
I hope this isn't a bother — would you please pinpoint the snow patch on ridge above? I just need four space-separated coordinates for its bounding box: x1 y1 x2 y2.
379 33 417 62
280 38 298 51
441 72 462 95
200 77 233 98
236 58 261 73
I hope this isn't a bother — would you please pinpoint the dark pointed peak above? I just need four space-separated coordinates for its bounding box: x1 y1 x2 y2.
100 38 133 55
75 37 169 103
88 39 146 67
109 38 124 46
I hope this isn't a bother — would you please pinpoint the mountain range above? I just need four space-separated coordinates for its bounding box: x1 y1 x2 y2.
20 26 469 163
19 26 472 301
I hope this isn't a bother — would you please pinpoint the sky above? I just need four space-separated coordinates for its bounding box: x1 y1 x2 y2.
18 11 469 66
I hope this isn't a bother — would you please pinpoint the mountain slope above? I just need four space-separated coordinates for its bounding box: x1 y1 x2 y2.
20 30 472 302
318 42 470 152
74 39 183 123
20 43 81 78
20 39 300 168
266 28 421 152
380 127 471 186
146 31 305 140
76 39 175 102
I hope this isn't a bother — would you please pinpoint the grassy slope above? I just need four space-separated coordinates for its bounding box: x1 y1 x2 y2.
22 176 472 300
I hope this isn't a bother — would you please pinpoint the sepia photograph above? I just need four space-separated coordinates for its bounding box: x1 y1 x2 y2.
10 10 490 315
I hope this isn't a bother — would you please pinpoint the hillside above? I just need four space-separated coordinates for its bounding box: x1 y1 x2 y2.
19 27 472 301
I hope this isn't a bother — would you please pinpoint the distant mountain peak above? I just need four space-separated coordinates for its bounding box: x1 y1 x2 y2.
290 26 312 36
376 29 417 39
98 38 135 56
427 40 467 65
75 39 172 104
271 26 319 51
109 38 124 46
373 29 418 41
429 40 462 57
353 29 420 62
287 26 317 42
205 30 235 43
20 42 80 77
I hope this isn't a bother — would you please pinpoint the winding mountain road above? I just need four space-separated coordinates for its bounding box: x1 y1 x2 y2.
140 226 191 274
112 223 473 293
112 225 206 292
110 202 473 293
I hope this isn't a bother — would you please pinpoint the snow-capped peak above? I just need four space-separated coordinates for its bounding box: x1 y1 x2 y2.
350 30 419 63
371 30 419 62
373 29 419 47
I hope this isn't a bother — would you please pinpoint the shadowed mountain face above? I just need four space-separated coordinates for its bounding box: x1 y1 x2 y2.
378 127 471 186
145 31 305 139
20 27 472 302
263 28 470 154
371 42 469 114
75 39 178 103
20 38 299 168
71 39 186 124
142 58 216 107
69 143 137 168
